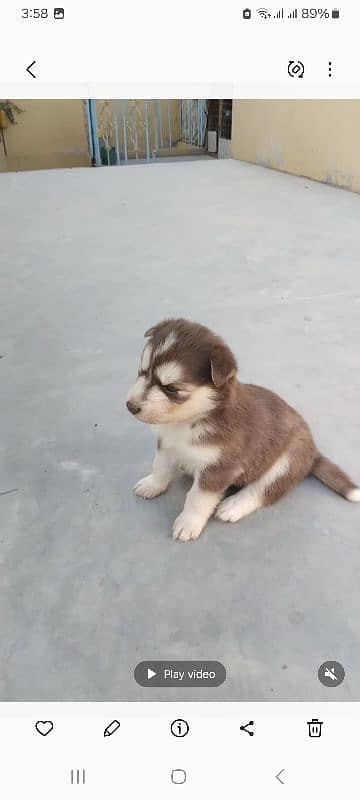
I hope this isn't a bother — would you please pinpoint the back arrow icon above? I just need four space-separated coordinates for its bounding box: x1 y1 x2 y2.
26 60 36 78
275 769 285 785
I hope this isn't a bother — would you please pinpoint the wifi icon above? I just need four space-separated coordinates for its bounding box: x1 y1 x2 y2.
257 7 272 17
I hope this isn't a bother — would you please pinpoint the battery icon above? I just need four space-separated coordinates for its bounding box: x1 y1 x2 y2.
332 8 340 18
243 8 252 19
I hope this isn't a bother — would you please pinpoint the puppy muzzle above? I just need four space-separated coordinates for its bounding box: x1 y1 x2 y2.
126 400 141 416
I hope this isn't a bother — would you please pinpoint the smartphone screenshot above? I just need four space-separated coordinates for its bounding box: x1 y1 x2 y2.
0 0 359 796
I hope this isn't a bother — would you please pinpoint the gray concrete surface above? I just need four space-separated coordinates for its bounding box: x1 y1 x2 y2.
1 159 359 702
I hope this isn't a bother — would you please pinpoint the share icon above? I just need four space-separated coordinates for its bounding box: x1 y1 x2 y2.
240 720 254 736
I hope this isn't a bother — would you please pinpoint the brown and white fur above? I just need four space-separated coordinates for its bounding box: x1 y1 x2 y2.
126 318 360 542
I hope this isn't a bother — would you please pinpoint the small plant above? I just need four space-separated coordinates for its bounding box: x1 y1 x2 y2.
0 100 24 158
0 100 23 125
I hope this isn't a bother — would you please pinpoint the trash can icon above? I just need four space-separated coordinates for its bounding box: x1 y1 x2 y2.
307 718 323 738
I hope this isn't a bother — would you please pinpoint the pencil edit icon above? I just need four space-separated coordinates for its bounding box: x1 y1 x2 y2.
104 719 121 737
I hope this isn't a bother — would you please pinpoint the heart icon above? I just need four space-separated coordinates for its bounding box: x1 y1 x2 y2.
35 720 54 736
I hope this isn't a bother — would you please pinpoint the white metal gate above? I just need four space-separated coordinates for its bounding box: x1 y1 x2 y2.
86 99 208 166
180 100 208 147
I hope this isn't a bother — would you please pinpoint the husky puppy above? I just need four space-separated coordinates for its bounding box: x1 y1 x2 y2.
126 318 359 542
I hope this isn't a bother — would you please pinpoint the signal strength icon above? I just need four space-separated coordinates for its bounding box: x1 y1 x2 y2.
288 7 298 17
274 8 284 18
257 8 272 18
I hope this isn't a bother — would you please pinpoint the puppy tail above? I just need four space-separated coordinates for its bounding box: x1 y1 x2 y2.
311 454 360 502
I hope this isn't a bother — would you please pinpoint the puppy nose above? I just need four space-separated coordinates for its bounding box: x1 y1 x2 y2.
126 400 141 415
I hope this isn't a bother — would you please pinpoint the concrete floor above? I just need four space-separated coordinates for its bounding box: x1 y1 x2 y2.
1 159 359 702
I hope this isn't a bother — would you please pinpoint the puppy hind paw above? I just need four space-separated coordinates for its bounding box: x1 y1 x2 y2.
215 495 243 522
173 512 205 542
134 475 168 499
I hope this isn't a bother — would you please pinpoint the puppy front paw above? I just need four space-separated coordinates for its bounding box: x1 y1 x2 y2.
134 475 168 499
173 511 205 542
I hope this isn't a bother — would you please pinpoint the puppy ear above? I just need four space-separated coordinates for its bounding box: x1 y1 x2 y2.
144 318 174 339
144 325 156 338
210 345 237 387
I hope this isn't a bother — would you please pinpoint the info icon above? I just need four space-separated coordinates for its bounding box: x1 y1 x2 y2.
318 660 345 687
171 719 189 738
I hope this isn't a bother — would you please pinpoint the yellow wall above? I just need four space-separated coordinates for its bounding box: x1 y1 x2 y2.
231 100 360 193
0 100 91 172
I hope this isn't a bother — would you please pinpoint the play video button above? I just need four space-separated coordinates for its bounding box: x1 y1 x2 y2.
134 660 226 687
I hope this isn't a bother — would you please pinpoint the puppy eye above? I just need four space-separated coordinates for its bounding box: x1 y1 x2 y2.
164 384 178 395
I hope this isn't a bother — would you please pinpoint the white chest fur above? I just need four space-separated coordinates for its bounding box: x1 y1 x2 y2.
156 423 220 476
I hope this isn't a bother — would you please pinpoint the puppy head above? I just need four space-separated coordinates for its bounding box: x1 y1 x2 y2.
126 318 237 424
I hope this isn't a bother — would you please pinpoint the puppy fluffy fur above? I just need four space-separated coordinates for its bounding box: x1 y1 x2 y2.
126 318 359 542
